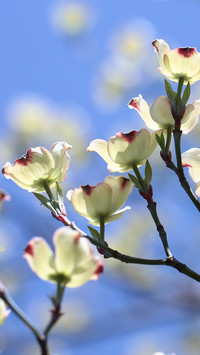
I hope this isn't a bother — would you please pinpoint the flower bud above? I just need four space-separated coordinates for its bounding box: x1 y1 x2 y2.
152 39 200 84
128 95 200 134
67 175 133 225
24 226 103 287
2 142 71 192
87 129 159 172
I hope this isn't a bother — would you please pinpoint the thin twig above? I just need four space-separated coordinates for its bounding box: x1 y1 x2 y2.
0 282 49 355
58 219 200 283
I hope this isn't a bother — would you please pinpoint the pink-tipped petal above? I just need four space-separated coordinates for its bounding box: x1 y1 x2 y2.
182 148 200 183
24 237 55 281
128 95 159 130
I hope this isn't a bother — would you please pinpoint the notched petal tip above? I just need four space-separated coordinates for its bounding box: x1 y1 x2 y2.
1 163 11 175
182 163 192 168
15 149 32 166
178 47 196 58
24 237 42 258
152 39 159 51
0 191 10 202
127 95 142 111
152 39 168 52
73 231 81 244
87 140 98 152
116 130 139 143
121 177 132 189
24 243 34 257
81 184 95 196
91 259 104 280
50 141 72 152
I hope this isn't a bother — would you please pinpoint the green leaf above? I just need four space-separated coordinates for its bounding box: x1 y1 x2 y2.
164 79 176 105
144 160 152 186
34 193 50 205
88 226 101 241
56 181 64 211
155 132 165 151
128 174 141 189
33 193 57 214
181 82 191 107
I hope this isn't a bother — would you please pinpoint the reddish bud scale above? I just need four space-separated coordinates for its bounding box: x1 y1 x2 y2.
97 241 108 255
52 303 61 316
160 151 172 163
171 105 186 121
178 47 196 58
139 185 153 204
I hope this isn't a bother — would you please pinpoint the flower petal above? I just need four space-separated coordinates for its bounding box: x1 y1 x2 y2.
54 227 84 275
181 100 200 134
24 237 55 280
152 39 200 84
128 95 159 130
104 175 133 213
108 129 151 166
0 190 10 211
66 257 103 287
49 141 71 183
105 206 131 224
69 183 112 222
164 47 200 81
0 299 10 326
87 139 123 171
182 148 200 183
146 130 161 158
152 39 171 77
2 147 55 192
150 96 174 128
195 181 200 197
53 226 103 287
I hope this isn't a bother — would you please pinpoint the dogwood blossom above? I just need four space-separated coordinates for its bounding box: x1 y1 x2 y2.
152 39 200 84
87 129 159 172
128 95 200 134
2 142 71 193
67 175 133 225
24 226 103 287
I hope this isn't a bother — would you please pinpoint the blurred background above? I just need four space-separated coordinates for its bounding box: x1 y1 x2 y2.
0 0 200 354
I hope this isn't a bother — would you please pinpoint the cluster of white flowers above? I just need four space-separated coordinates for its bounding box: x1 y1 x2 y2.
1 38 200 333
